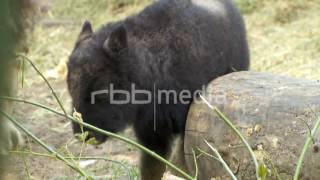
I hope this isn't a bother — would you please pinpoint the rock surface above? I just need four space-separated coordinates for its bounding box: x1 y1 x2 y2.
184 71 320 180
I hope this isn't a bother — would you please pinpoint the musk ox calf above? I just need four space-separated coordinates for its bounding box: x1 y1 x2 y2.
67 0 249 179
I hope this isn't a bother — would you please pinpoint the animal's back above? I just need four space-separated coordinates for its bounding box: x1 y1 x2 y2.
125 0 249 89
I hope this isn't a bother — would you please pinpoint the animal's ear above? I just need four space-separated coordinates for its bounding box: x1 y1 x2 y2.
78 20 93 40
103 25 127 55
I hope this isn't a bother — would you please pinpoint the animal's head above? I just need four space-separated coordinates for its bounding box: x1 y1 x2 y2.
67 21 134 143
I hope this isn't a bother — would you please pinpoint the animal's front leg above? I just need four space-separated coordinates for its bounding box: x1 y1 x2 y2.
140 151 167 180
135 121 173 180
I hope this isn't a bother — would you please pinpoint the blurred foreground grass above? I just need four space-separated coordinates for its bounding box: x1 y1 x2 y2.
27 0 320 80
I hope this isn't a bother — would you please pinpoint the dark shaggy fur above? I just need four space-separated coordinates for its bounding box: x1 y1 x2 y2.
67 0 249 179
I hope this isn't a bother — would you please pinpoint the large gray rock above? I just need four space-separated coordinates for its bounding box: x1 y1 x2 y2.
184 71 320 180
